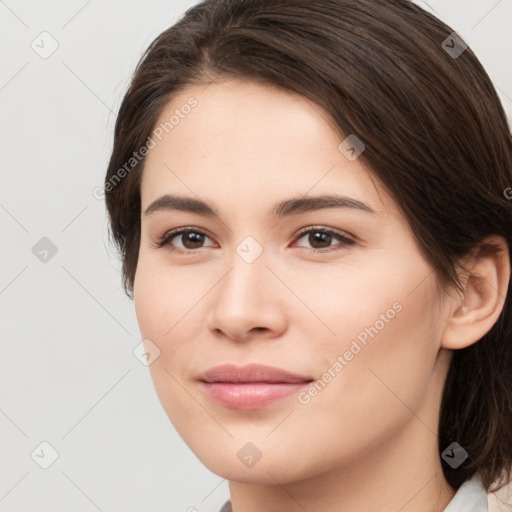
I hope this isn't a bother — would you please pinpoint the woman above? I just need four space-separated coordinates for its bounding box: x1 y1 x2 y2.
104 0 512 510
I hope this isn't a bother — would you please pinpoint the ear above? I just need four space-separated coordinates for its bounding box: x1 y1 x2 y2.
441 235 510 350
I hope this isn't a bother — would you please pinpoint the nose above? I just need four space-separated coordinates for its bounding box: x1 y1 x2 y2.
205 247 288 343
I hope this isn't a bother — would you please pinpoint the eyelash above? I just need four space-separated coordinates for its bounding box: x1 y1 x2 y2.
154 226 356 254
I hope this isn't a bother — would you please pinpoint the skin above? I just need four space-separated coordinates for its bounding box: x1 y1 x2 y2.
133 78 510 512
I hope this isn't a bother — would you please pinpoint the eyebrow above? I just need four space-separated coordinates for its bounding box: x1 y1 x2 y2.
142 194 378 218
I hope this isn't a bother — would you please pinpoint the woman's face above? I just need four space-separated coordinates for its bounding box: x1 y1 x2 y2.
134 79 453 484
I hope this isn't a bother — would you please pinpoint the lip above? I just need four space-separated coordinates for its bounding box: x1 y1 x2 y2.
197 364 314 410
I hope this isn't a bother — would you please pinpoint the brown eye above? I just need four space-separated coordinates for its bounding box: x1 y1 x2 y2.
306 231 333 249
294 227 355 252
157 228 214 251
179 231 206 249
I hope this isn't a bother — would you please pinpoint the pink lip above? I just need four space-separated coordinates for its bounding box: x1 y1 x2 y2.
197 363 314 410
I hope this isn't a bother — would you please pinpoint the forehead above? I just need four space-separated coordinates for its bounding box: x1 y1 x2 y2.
140 79 392 219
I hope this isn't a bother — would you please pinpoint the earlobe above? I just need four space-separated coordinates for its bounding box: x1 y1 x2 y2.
441 235 510 350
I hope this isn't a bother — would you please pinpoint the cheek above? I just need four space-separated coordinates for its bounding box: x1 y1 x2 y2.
133 253 201 340
297 251 429 356
133 258 195 395
304 250 440 409
307 270 440 438
133 251 218 375
134 261 208 433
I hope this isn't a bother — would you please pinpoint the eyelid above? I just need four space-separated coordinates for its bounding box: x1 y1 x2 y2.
293 225 354 242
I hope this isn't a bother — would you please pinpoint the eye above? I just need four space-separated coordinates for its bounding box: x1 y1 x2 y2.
155 227 215 253
292 226 355 252
154 225 355 254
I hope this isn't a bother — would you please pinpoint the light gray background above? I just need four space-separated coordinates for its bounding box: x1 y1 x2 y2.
1 1 511 511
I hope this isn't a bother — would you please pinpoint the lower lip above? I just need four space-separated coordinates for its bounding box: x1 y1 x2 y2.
199 381 311 409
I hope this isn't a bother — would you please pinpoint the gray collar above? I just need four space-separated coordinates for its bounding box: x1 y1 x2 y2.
443 472 488 512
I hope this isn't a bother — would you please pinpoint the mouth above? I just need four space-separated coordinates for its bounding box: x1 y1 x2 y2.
197 363 314 409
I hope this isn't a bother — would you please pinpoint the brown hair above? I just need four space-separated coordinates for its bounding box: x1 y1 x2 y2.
104 0 512 493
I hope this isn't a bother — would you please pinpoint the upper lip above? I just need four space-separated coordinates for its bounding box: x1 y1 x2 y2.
198 364 314 384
